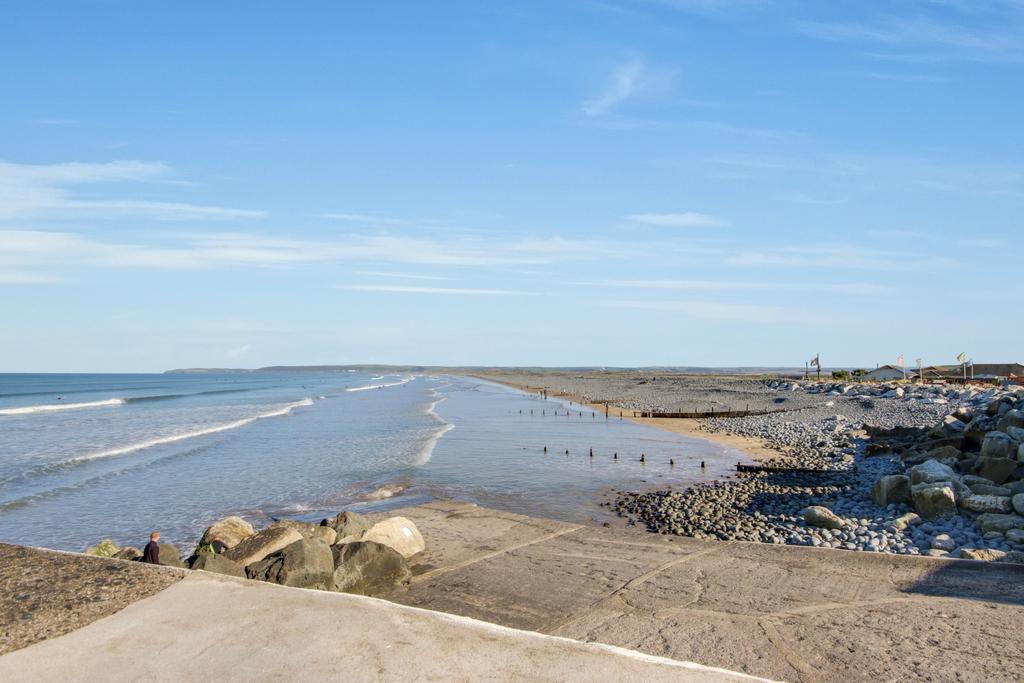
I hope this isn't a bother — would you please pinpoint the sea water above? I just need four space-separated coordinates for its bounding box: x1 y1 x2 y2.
0 372 749 551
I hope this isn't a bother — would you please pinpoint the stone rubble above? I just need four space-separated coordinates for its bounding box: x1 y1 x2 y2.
613 378 1024 563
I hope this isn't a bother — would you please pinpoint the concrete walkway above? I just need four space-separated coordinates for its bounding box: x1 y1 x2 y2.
0 570 761 682
387 501 1024 683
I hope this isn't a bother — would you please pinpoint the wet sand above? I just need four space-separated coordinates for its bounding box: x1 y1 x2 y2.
472 373 779 463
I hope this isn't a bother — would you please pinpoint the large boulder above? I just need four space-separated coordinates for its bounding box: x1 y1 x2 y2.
966 416 998 447
911 483 957 520
892 512 922 531
1005 529 1024 545
968 483 1012 496
959 548 1008 562
362 517 426 558
976 513 1024 534
1014 493 1024 516
85 539 119 557
158 543 187 569
323 511 372 541
940 416 967 434
980 432 1015 459
224 526 304 567
927 445 962 463
960 495 1013 514
802 506 844 530
196 516 254 550
997 409 1024 433
331 541 412 596
190 552 245 578
908 459 958 486
872 475 912 506
246 538 334 590
973 456 1019 484
112 546 142 561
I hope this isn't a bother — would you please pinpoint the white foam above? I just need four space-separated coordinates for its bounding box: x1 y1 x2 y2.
69 398 314 463
414 422 454 466
0 398 125 416
346 376 415 392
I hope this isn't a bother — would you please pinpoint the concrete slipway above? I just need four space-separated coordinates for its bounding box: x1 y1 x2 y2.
2 500 1022 682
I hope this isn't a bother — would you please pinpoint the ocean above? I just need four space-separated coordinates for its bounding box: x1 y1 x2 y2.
0 372 748 551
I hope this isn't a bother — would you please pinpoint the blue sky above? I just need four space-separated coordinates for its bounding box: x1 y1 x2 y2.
1 1 1021 372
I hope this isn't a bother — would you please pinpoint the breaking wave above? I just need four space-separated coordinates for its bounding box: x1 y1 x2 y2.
0 398 126 416
346 376 414 392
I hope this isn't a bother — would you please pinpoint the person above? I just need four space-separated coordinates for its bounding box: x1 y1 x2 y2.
198 534 227 555
142 531 160 564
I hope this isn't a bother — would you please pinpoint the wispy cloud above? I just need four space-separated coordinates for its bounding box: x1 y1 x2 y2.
338 285 533 296
354 270 452 281
796 13 1024 64
628 212 728 228
0 160 265 221
727 245 953 272
226 343 251 358
604 299 802 323
577 278 887 295
320 213 411 226
582 56 647 116
0 229 641 283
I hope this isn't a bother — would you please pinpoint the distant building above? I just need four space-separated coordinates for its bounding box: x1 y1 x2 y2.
862 365 906 381
916 363 1024 381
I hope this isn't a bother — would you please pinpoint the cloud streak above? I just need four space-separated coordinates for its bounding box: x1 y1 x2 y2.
582 56 646 116
628 212 728 228
0 159 265 221
338 285 533 296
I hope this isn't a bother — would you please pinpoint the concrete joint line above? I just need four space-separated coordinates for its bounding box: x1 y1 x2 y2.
411 525 584 582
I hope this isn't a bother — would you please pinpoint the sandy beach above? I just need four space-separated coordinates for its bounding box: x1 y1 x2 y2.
472 371 781 462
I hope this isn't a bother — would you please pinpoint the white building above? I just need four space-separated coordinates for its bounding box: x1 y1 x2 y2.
862 365 906 381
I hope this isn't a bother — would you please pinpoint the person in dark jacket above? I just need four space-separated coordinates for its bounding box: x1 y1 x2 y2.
142 531 161 564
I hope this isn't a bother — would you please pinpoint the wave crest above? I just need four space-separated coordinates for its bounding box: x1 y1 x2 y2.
0 398 125 416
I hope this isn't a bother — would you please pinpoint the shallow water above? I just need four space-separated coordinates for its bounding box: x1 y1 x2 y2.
0 372 749 551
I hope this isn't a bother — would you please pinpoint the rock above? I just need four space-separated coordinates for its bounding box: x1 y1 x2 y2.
967 483 1012 496
190 552 245 577
112 546 142 561
931 533 956 551
997 409 1024 433
966 416 998 447
872 475 912 506
1007 426 1024 442
980 431 1015 459
331 541 412 596
892 512 922 531
1019 443 1024 462
270 520 322 539
323 511 372 540
246 538 335 590
314 527 337 545
925 549 950 558
158 543 187 569
959 548 1008 562
941 416 967 433
1014 493 1024 515
960 495 1013 514
1000 550 1024 564
224 526 304 567
962 474 996 487
85 539 119 557
973 457 1018 485
976 513 1024 534
196 516 253 550
927 445 962 462
908 459 958 486
1008 481 1024 496
363 517 426 558
802 506 844 530
911 483 958 520
1005 529 1024 545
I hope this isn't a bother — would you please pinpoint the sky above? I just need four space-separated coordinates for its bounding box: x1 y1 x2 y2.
0 1 1021 372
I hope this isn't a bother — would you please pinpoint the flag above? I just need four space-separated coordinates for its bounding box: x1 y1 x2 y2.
897 354 904 366
809 355 819 367
956 352 967 363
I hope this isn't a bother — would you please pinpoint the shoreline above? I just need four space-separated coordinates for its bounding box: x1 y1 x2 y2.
468 373 779 463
